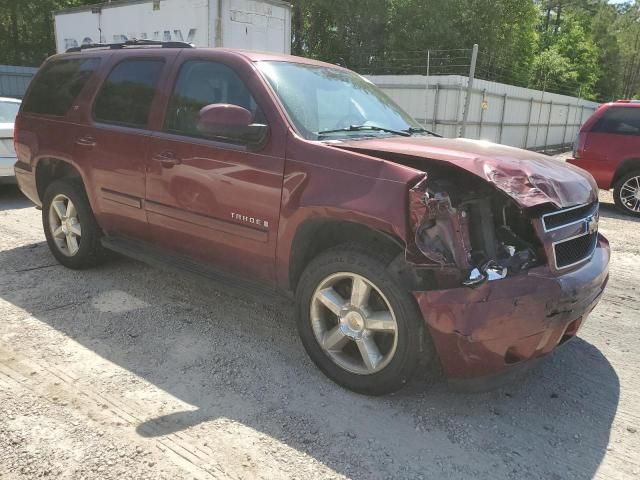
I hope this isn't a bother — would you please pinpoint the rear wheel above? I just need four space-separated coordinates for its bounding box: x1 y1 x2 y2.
43 179 106 269
296 246 430 395
613 170 640 217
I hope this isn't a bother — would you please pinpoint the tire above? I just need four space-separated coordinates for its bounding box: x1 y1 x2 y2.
42 179 106 269
613 170 640 217
295 245 430 395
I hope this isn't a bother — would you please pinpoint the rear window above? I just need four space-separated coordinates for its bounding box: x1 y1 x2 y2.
592 107 640 135
23 58 100 116
93 59 164 128
0 101 20 122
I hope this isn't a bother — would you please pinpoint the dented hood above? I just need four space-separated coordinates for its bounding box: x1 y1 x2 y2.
336 136 597 209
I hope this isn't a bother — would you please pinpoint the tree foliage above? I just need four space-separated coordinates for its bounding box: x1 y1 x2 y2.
292 0 640 100
0 1 102 66
1 0 640 100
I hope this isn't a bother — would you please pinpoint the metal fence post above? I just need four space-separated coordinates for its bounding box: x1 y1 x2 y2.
498 93 507 144
562 103 570 146
523 97 533 149
459 43 478 138
423 50 431 129
544 101 553 152
426 49 430 78
479 89 487 138
432 84 440 131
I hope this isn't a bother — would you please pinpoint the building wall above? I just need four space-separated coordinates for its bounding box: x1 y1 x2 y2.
0 65 37 99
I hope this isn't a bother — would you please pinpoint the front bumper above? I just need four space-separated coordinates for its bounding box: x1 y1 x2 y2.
414 235 610 385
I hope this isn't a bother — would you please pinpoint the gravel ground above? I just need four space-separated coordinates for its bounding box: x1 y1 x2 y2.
0 177 639 479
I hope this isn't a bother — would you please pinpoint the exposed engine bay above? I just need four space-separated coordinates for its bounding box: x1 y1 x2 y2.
407 168 544 288
331 141 597 290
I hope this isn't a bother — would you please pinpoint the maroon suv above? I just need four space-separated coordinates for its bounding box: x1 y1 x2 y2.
14 42 610 394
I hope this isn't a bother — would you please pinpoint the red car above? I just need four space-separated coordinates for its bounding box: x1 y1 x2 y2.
13 41 609 394
569 100 640 216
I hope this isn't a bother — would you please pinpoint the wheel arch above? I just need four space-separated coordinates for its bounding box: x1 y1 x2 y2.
612 158 640 188
287 218 405 292
35 157 86 202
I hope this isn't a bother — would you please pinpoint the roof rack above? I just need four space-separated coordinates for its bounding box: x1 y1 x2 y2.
66 39 193 53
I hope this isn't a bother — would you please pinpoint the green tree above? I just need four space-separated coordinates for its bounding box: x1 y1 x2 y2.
0 0 101 66
616 1 640 98
530 47 576 91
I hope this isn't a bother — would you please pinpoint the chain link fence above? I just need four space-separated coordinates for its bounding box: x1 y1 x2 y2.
339 45 598 151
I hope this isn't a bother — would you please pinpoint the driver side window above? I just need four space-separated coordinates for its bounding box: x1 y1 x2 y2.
164 60 264 139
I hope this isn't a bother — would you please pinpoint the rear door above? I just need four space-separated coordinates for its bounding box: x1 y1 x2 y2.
144 57 285 282
73 52 177 240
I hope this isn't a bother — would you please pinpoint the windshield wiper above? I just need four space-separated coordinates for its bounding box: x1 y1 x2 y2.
403 126 442 137
316 124 411 138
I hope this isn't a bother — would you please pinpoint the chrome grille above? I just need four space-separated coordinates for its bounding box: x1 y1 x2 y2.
544 203 599 270
542 202 598 231
554 232 598 269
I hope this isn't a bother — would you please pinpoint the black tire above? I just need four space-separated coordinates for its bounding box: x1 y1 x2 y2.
42 179 106 269
613 170 640 217
296 245 431 395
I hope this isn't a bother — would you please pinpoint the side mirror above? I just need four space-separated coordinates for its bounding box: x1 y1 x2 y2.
196 103 269 148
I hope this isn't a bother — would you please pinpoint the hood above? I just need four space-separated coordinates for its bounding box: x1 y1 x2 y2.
334 136 597 209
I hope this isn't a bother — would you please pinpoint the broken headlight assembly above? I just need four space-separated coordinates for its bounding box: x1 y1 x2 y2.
407 173 544 288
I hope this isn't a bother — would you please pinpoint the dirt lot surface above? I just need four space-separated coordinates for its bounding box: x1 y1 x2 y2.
0 181 639 480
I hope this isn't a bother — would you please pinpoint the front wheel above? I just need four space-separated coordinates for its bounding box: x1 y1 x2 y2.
296 247 429 395
613 170 640 217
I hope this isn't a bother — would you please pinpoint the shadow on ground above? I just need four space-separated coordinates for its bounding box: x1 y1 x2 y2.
0 241 620 479
0 185 30 211
598 199 640 223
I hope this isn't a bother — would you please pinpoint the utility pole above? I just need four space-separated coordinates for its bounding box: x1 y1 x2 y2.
460 44 478 138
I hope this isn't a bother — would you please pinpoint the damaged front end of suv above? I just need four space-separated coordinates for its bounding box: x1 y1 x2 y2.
340 138 610 389
407 171 542 289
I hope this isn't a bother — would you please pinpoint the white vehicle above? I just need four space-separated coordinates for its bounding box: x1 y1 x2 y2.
0 97 20 183
54 0 292 54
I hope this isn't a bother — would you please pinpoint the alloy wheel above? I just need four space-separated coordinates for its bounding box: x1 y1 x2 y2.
310 272 398 375
48 194 82 256
619 175 640 213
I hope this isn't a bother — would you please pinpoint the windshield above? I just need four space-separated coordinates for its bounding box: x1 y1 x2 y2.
256 61 422 140
0 101 20 123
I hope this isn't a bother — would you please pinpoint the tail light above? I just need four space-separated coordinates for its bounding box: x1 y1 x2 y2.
12 114 21 153
573 132 586 159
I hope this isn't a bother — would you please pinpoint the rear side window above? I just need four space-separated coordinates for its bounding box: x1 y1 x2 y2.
592 107 640 135
93 59 164 128
23 58 100 116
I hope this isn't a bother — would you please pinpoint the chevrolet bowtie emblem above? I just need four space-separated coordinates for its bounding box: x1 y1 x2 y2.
585 214 598 234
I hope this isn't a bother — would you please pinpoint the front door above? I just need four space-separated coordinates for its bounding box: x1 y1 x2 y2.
145 59 285 282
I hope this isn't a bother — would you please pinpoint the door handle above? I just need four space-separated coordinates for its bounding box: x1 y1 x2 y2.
76 135 96 147
151 151 182 168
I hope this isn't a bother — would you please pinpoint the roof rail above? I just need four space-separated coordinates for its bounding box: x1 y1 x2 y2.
66 39 194 53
